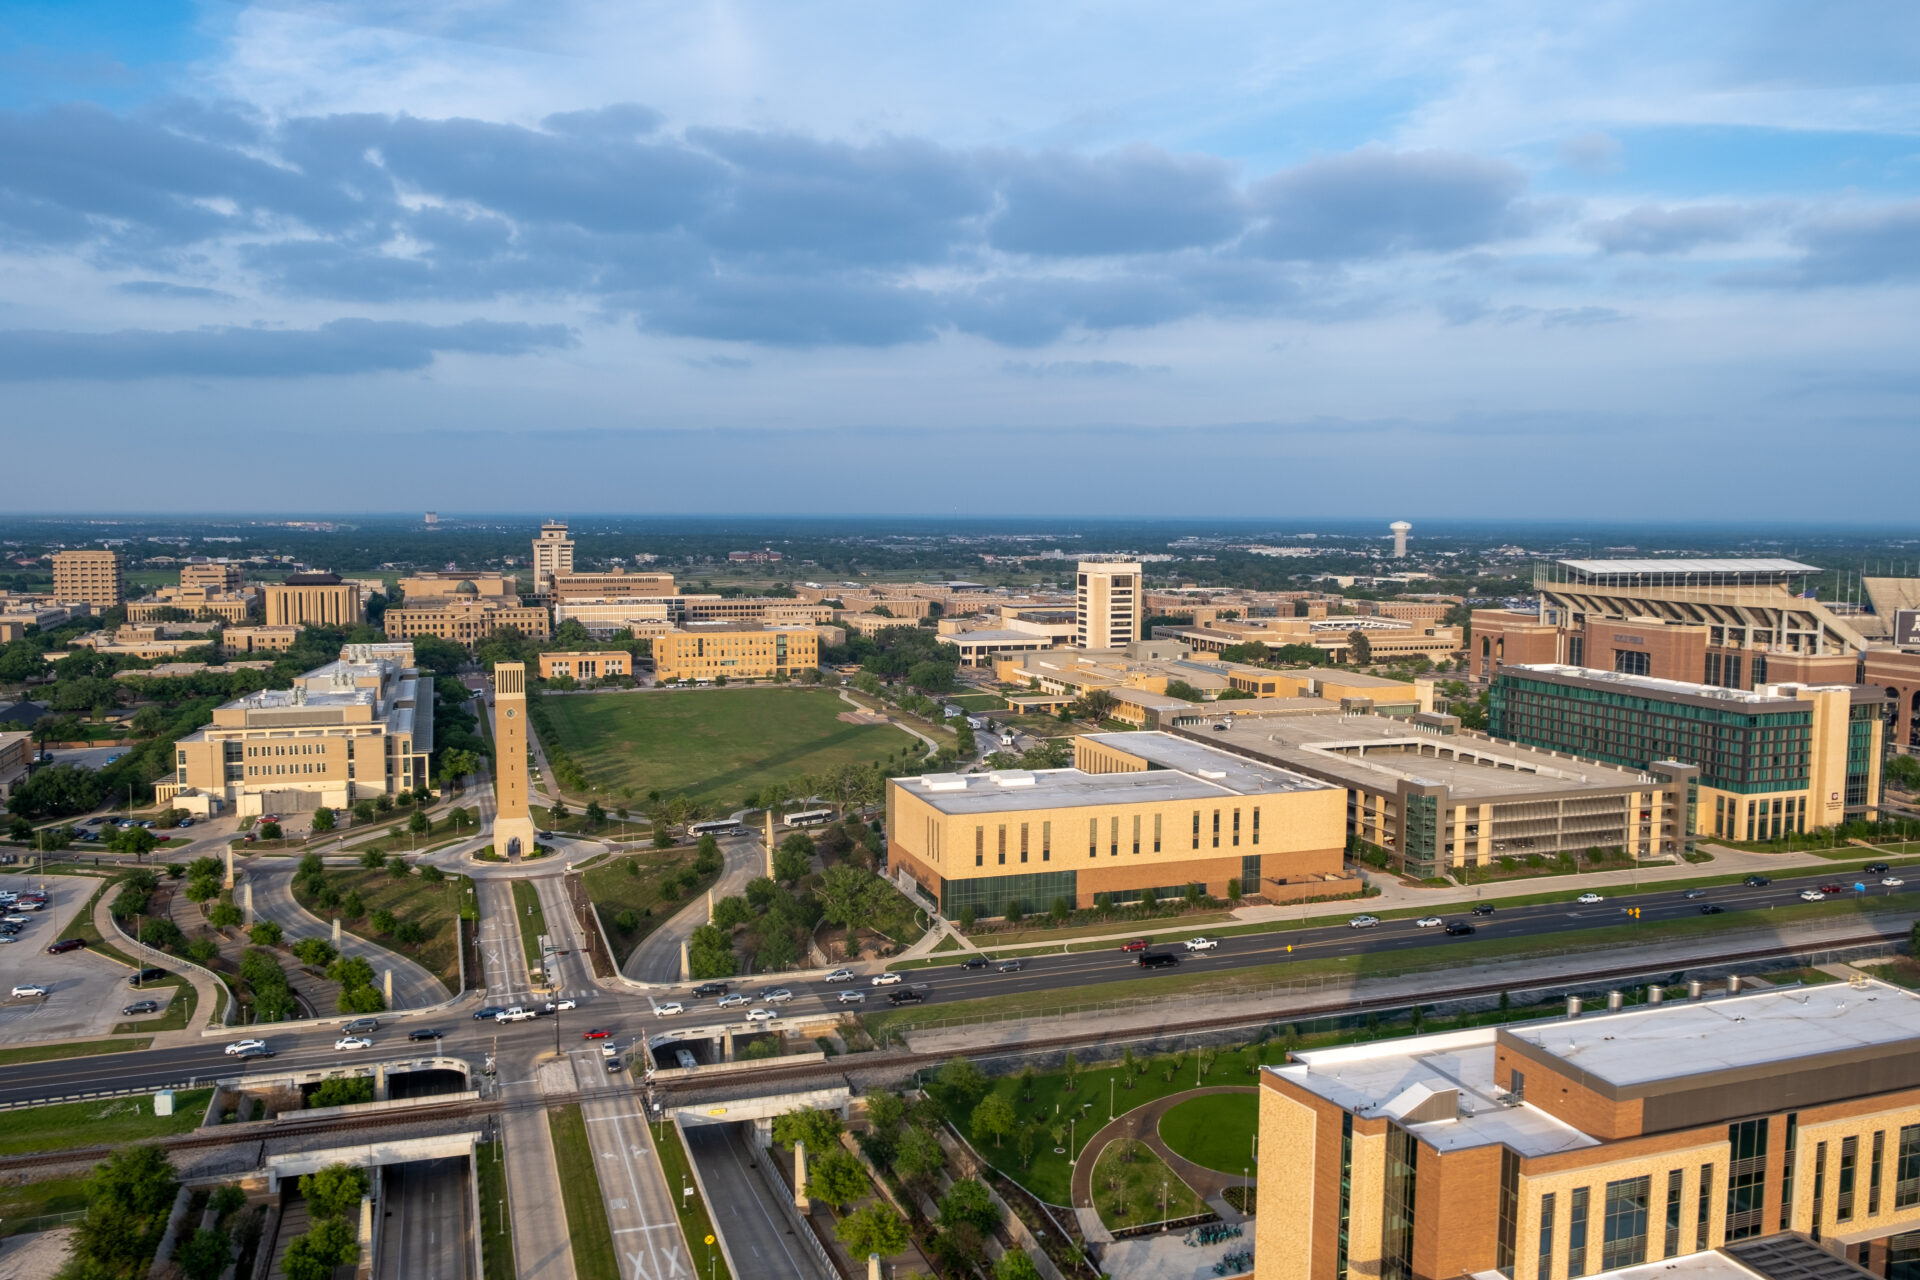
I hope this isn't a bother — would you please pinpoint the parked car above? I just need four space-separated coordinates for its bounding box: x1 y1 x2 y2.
1445 921 1476 936
822 969 856 983
1119 938 1150 952
1416 917 1443 928
1471 904 1496 916
836 990 866 1004
11 984 47 999
129 967 168 986
959 955 989 970
2 915 29 926
888 989 926 1005
1348 915 1380 929
225 1038 268 1055
122 1000 160 1016
46 939 85 954
1184 937 1220 951
334 1035 372 1051
1744 874 1772 887
654 1002 686 1017
1576 893 1604 904
870 972 901 986
759 988 795 1003
408 1028 443 1042
716 993 750 1008
473 1006 507 1021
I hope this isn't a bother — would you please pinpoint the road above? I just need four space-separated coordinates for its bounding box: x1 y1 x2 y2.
682 1123 830 1280
377 1157 474 1280
626 834 763 983
571 1052 694 1280
247 861 450 1009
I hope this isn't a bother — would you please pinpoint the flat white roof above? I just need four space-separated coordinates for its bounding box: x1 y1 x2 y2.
1504 664 1801 705
1505 979 1920 1089
1557 558 1819 576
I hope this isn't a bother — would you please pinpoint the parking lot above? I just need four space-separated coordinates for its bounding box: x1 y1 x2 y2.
0 873 166 1045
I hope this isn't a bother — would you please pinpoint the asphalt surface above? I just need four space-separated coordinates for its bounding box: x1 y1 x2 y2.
682 1122 831 1280
248 862 449 1009
572 1053 694 1280
377 1156 474 1280
627 834 763 983
4 858 1915 1109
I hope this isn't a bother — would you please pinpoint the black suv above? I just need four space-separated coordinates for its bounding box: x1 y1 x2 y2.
129 967 167 986
1743 874 1772 887
408 1028 443 1041
1865 862 1891 874
1445 921 1476 936
959 955 989 970
1470 904 1495 916
887 989 926 1005
473 1006 506 1021
691 981 729 998
1137 952 1178 969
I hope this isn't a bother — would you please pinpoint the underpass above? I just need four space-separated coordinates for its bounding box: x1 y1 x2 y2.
681 1122 832 1280
376 1156 476 1280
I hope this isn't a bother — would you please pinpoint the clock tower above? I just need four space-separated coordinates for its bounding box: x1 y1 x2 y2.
491 661 539 859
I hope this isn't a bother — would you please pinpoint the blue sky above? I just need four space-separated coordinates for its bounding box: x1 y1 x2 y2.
2 1 1918 516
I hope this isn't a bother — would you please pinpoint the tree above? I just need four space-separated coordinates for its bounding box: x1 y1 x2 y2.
808 1148 869 1212
584 800 606 827
819 864 879 932
258 821 283 841
996 1249 1044 1280
207 902 243 929
311 807 335 833
283 1215 359 1280
249 921 283 945
614 909 640 931
937 1055 988 1107
352 799 376 824
711 895 753 929
185 875 221 904
693 834 723 875
835 1204 908 1260
389 854 414 877
370 909 397 934
109 825 160 860
70 1144 181 1275
300 1163 370 1218
1348 628 1372 666
1063 1050 1080 1093
292 937 336 966
970 1093 1017 1148
408 810 429 836
865 1089 907 1139
686 924 736 979
773 843 812 883
772 1107 844 1152
141 918 186 950
421 863 446 884
1165 679 1206 702
360 847 385 869
309 1076 374 1108
178 1225 232 1280
939 1177 1000 1233
894 1126 946 1186
440 748 479 785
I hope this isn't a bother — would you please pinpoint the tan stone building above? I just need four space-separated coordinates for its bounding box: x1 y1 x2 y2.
537 650 631 680
52 549 125 607
179 560 244 592
0 730 30 801
163 647 431 815
652 623 819 682
222 626 300 654
262 573 362 628
550 570 676 600
885 731 1349 917
1078 560 1142 649
383 597 551 645
127 585 256 624
531 521 574 598
1259 979 1920 1280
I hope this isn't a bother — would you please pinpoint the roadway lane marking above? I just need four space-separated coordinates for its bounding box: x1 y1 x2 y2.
614 1225 677 1234
587 1112 648 1122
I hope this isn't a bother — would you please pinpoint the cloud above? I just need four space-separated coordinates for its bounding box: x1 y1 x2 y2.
1246 147 1531 261
685 353 752 370
1559 131 1624 174
1437 299 1628 328
988 145 1245 257
1783 203 1920 286
1585 204 1754 254
0 319 574 380
116 281 235 300
1001 359 1168 377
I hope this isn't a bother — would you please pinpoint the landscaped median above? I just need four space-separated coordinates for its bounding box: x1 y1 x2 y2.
547 1104 619 1280
511 880 548 974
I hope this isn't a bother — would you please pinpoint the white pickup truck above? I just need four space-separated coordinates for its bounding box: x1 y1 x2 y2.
494 1006 537 1023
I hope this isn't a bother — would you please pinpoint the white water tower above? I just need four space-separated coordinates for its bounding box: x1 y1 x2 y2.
1390 521 1412 558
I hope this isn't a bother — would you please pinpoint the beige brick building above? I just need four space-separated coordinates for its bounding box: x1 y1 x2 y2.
652 623 818 682
262 573 362 628
52 549 125 607
179 560 243 593
537 650 631 680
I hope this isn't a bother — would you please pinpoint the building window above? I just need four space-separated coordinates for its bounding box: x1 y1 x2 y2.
1538 1192 1557 1280
1783 1114 1798 1227
1381 1125 1419 1280
1603 1176 1651 1271
1614 649 1651 677
1811 1143 1827 1242
1336 1113 1353 1280
1192 811 1200 850
1895 1124 1920 1209
975 826 983 868
1110 816 1119 857
1873 1131 1886 1216
1232 808 1241 847
1241 853 1261 894
1042 821 1051 863
1568 1187 1591 1278
1839 1135 1858 1223
1153 813 1161 853
1211 809 1220 848
1132 815 1140 855
1252 807 1260 845
1089 819 1097 859
1496 1149 1519 1278
1696 1164 1713 1251
1019 823 1028 864
1726 1118 1769 1240
1664 1169 1683 1259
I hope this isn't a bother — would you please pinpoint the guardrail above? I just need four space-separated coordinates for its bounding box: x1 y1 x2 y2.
0 1080 201 1113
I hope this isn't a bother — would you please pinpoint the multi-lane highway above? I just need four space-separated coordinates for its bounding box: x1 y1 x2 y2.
377 1156 475 1280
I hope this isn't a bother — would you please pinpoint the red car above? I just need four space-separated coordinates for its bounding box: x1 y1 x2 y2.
1820 884 1844 895
1119 939 1149 953
582 1029 612 1040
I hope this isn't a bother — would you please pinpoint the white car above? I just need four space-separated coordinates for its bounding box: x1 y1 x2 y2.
601 1042 619 1058
1576 893 1604 905
744 1008 775 1022
334 1035 372 1051
759 988 794 1004
10 983 47 999
545 998 577 1012
716 993 750 1008
654 1001 686 1017
1184 937 1220 951
823 968 856 983
1883 877 1906 887
1 915 29 925
871 972 902 986
836 989 866 1004
1415 916 1444 928
0 936 16 944
225 1038 267 1055
1799 888 1825 902
1348 915 1380 929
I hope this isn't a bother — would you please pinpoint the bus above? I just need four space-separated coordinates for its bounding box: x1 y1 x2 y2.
783 809 833 828
687 820 742 838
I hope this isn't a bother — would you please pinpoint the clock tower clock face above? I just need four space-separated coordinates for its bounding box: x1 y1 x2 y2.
506 708 516 718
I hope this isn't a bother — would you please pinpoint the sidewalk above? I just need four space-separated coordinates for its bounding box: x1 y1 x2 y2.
90 885 227 1046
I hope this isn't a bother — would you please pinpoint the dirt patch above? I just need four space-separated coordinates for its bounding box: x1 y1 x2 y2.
837 709 888 725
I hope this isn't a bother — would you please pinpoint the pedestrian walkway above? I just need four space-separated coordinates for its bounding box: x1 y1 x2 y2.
1069 1086 1254 1244
90 884 226 1044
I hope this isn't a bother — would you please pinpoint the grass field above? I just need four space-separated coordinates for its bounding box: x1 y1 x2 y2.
582 852 721 966
294 868 468 991
1157 1092 1259 1174
548 1104 620 1280
0 1037 153 1067
0 1088 213 1158
511 880 547 974
0 1175 90 1237
476 1139 515 1280
1090 1140 1204 1232
537 688 923 806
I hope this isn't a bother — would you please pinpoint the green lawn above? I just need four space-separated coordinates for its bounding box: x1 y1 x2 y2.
0 1037 153 1067
0 1089 213 1158
511 880 547 974
537 688 922 806
0 1175 91 1236
476 1138 516 1280
1090 1140 1205 1231
292 868 468 991
581 852 720 966
547 1104 620 1280
653 1122 733 1280
1157 1092 1259 1174
113 977 196 1033
947 693 1010 711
